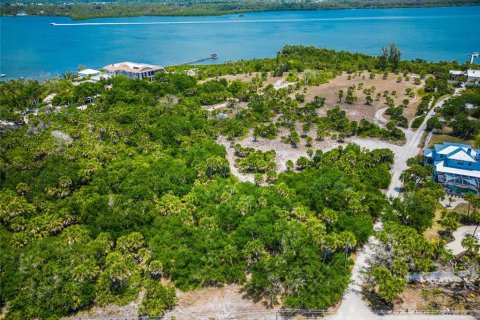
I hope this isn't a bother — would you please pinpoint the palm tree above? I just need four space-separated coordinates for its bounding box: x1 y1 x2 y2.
461 236 479 256
339 231 357 266
464 193 476 221
338 89 344 103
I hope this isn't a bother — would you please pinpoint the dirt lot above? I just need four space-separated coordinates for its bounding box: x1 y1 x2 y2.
62 291 143 320
393 284 479 313
217 128 343 183
201 72 262 84
204 71 424 125
302 72 423 123
163 284 274 319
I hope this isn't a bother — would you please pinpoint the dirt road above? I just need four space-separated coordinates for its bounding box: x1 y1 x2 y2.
326 95 472 320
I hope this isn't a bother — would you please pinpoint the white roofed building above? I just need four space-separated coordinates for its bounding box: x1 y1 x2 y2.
449 70 464 78
466 69 480 84
103 62 165 81
424 142 480 194
78 68 101 77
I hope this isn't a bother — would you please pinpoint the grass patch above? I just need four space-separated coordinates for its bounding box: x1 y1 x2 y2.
423 206 444 241
416 88 426 97
428 133 474 149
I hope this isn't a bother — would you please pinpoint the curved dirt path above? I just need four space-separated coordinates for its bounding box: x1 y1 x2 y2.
374 107 389 126
446 226 479 256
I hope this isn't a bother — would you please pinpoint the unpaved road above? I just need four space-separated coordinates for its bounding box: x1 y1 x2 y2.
446 226 479 256
326 94 477 320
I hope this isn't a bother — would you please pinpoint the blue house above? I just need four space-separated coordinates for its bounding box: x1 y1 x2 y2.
424 142 480 195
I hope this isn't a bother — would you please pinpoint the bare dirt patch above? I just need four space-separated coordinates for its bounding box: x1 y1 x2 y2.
218 129 401 184
393 285 427 312
303 72 423 123
203 71 423 127
62 291 144 320
393 284 479 313
201 72 262 84
163 284 273 319
218 128 342 181
217 135 255 183
237 130 339 171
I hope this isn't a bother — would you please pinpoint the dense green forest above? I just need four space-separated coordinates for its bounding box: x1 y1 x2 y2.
2 0 480 19
0 46 478 318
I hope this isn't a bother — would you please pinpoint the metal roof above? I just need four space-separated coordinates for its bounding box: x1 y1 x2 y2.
448 150 476 162
467 69 480 78
436 161 480 178
78 68 100 75
437 145 459 155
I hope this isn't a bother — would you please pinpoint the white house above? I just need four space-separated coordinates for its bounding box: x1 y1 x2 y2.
466 69 480 84
78 68 101 78
103 62 165 81
449 70 464 81
449 69 480 85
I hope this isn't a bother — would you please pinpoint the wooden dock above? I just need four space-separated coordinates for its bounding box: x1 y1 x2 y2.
169 54 218 67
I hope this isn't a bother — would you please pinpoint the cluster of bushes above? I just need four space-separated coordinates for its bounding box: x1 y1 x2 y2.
385 106 408 128
411 115 426 129
416 94 433 116
253 123 278 139
437 87 480 139
233 144 276 173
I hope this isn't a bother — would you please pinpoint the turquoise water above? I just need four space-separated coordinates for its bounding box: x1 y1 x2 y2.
1 6 479 79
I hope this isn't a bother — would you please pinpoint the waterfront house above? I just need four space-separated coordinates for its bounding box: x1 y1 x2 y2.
449 69 480 85
467 69 480 84
449 70 465 81
424 142 480 194
103 62 164 81
78 68 100 78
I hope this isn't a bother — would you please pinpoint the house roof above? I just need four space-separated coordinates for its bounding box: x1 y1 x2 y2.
449 70 464 75
78 68 100 75
437 145 459 155
433 142 480 161
424 149 433 157
436 161 480 178
104 62 164 74
448 150 476 162
467 69 480 78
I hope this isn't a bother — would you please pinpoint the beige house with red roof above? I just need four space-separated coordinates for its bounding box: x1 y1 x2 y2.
103 62 165 81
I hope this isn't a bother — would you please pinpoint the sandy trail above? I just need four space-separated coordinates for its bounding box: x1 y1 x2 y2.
326 94 469 320
217 136 255 183
446 226 479 255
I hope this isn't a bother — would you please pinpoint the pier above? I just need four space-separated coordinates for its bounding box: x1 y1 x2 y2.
169 54 218 67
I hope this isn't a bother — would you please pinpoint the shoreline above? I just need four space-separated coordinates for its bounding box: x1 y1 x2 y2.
1 3 480 20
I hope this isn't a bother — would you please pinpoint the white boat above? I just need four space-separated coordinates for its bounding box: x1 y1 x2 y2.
0 74 6 78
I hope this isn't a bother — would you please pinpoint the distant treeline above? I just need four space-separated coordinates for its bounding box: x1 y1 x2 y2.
1 0 480 19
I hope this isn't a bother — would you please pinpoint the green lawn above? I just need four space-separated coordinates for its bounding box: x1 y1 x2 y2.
428 133 474 149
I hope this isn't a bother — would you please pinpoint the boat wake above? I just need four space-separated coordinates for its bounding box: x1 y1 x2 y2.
50 15 424 27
